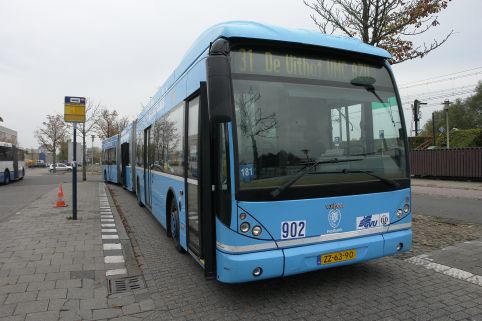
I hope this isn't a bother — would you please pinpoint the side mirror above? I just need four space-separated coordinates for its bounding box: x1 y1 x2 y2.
206 55 234 123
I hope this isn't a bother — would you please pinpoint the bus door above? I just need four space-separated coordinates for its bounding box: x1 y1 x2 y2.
186 96 201 255
185 83 215 277
12 145 18 179
144 127 152 208
121 142 129 187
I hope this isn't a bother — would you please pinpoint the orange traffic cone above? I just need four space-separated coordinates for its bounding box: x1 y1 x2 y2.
54 183 67 207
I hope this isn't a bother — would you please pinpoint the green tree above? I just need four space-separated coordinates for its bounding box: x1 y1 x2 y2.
421 82 482 137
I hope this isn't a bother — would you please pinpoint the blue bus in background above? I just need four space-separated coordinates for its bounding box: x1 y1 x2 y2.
101 135 119 183
102 21 412 283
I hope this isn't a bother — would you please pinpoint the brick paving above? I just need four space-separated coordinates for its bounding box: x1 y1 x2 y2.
108 184 482 321
0 181 152 321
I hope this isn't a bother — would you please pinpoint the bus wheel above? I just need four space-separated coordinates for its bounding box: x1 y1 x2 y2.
4 171 10 185
104 171 107 182
169 199 183 252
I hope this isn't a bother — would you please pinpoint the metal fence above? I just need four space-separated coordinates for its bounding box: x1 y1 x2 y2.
410 148 482 179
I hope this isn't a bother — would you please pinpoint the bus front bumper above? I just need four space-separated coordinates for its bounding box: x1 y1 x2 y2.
216 229 411 283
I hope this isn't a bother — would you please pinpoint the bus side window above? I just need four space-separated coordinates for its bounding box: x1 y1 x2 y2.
216 123 231 227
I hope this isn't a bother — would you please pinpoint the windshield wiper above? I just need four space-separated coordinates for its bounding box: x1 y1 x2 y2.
309 169 400 189
351 76 396 127
270 157 363 198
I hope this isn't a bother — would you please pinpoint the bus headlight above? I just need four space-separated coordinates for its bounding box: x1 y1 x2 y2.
252 267 263 277
239 213 247 220
403 204 410 213
240 222 250 233
252 226 262 236
396 209 403 218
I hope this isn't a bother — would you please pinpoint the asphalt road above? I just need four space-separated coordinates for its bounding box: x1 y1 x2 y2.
412 193 482 224
0 168 100 223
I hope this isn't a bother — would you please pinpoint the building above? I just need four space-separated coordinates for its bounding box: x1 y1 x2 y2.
0 125 17 144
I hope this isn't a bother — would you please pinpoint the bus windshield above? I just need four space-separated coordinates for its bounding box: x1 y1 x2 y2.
230 49 408 197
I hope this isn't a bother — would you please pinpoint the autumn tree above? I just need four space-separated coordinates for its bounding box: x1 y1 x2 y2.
35 114 66 170
94 108 129 140
304 0 453 63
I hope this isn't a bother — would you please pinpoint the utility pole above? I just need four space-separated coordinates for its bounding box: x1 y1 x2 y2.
432 112 436 146
412 99 427 136
443 100 451 149
91 135 95 169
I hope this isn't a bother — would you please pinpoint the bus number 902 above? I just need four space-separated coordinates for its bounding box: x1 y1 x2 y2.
281 221 306 240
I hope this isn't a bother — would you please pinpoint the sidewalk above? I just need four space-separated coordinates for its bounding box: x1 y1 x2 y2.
409 178 482 288
411 178 482 200
0 181 153 321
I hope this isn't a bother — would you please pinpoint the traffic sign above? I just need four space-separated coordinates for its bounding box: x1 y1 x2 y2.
64 96 86 122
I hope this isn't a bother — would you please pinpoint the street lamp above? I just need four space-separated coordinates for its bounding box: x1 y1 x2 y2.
91 135 95 168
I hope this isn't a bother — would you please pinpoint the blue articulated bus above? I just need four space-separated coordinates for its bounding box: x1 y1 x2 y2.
104 21 412 283
101 135 120 184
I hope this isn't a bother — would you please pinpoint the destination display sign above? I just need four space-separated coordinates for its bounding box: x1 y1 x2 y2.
230 48 392 87
64 96 86 123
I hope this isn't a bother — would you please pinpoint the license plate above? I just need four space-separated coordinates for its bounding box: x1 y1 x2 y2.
318 249 357 265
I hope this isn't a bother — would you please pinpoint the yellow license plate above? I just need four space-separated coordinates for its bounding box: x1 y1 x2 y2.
318 249 357 265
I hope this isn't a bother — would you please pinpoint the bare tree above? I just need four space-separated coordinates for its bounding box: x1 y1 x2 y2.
304 0 453 63
94 108 129 140
236 88 277 171
35 114 66 170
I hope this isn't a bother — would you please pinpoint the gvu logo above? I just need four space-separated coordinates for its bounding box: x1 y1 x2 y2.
357 215 379 229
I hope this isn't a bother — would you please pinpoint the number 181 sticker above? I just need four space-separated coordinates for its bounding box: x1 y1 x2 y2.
281 220 306 240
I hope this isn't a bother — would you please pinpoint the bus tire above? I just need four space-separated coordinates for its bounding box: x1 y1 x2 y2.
4 170 10 185
104 170 107 182
169 199 183 253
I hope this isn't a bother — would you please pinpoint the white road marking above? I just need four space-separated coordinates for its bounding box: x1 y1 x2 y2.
106 268 127 276
103 243 122 250
102 234 119 239
406 255 482 287
101 224 116 227
105 255 125 264
101 219 115 222
102 229 117 233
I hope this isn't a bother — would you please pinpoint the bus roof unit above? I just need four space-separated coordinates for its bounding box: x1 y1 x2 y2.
142 21 392 116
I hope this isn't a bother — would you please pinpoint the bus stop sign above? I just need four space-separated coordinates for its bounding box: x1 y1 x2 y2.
64 96 86 123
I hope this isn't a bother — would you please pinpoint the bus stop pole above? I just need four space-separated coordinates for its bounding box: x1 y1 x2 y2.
73 123 77 220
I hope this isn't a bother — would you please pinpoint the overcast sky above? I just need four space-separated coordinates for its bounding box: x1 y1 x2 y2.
1 0 481 148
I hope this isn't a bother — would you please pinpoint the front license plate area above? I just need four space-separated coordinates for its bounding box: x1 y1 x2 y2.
317 249 357 265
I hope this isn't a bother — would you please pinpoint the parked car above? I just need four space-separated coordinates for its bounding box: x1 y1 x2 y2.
49 163 72 172
34 160 47 168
